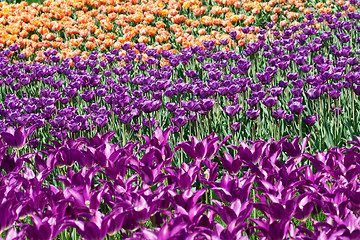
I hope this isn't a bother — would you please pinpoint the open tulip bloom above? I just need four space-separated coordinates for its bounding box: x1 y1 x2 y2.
1 126 36 150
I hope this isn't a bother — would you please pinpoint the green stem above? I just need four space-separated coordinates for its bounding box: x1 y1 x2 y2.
298 115 302 138
148 113 152 137
180 128 184 166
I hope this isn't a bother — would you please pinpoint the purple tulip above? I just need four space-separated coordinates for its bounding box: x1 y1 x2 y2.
223 104 242 117
272 109 286 119
171 115 188 127
328 90 342 99
229 31 237 40
245 109 260 120
306 87 322 99
231 122 241 132
279 80 289 88
200 98 215 112
218 152 242 175
288 101 305 115
291 88 303 97
332 107 343 114
287 72 298 80
354 85 360 95
268 86 283 97
246 97 259 107
177 133 230 161
165 102 178 112
262 96 278 108
143 117 157 128
1 125 36 150
141 100 162 113
284 113 294 122
303 115 320 126
80 91 95 102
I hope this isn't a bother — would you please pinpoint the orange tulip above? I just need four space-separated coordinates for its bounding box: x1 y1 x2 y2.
198 28 207 35
156 21 165 29
252 8 260 15
238 39 246 47
234 1 241 8
51 42 62 48
31 34 39 42
280 20 288 28
103 38 113 47
34 56 43 62
303 8 311 14
271 14 278 22
183 1 191 9
19 30 28 38
169 9 178 16
200 16 213 25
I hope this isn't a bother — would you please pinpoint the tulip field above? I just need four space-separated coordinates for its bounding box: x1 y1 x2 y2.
1 0 360 239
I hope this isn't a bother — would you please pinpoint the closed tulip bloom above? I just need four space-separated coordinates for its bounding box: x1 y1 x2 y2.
262 96 278 108
303 115 320 126
143 117 157 128
328 90 342 99
171 115 188 127
223 104 242 117
306 87 322 99
272 109 287 119
279 80 289 88
231 122 241 132
246 97 260 107
284 113 295 122
253 91 267 100
165 102 178 112
291 88 303 97
246 108 260 120
80 91 95 102
332 107 343 114
288 100 305 115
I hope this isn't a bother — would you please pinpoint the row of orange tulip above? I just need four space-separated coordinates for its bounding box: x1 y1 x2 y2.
0 0 355 61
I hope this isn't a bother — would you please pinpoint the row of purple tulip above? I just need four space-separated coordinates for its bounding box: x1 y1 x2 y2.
1 127 360 239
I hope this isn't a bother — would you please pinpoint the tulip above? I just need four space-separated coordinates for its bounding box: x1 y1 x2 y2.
262 96 278 108
231 122 241 132
177 133 230 161
303 115 320 126
328 90 342 99
218 152 242 175
245 109 260 120
1 125 36 150
288 100 305 115
171 116 188 128
223 104 242 117
272 109 286 119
